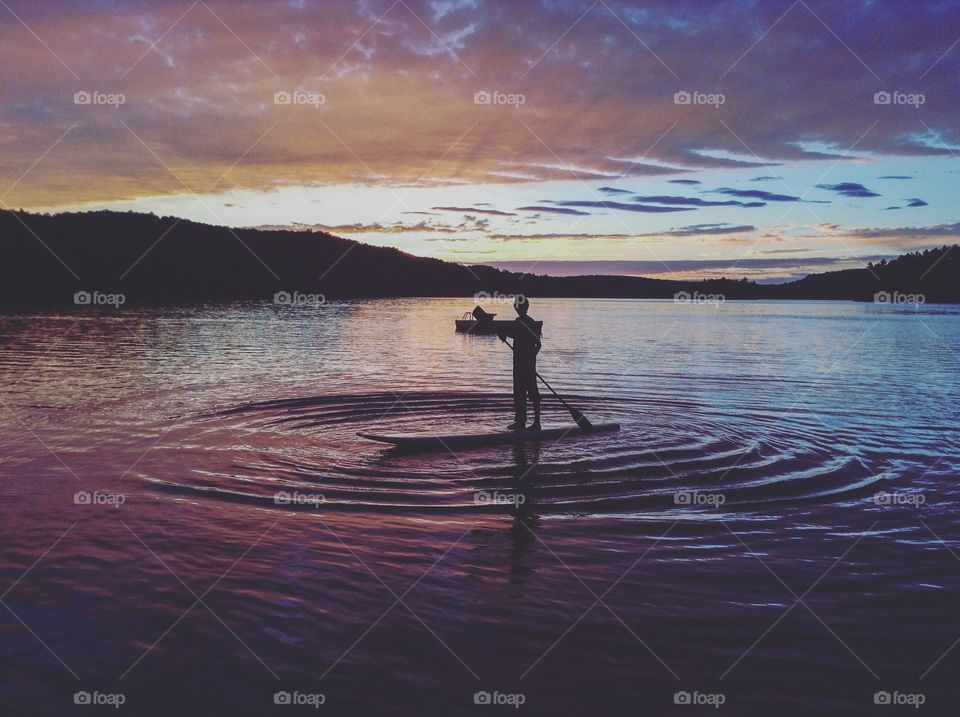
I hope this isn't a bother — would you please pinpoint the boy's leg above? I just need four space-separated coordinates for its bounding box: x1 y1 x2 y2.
528 364 541 429
510 363 527 429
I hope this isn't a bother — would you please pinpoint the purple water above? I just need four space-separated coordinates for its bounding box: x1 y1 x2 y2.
1 298 958 715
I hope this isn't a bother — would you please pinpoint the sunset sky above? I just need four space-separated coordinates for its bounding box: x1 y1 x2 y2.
1 0 958 281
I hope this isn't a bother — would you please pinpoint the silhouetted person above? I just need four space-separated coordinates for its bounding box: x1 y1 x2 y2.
499 296 541 430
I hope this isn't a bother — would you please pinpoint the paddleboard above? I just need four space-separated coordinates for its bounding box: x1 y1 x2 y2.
358 422 620 450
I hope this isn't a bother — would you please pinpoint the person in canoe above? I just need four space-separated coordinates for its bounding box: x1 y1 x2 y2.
499 295 542 431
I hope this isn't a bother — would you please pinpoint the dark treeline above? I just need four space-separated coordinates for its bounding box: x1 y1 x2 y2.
0 210 957 305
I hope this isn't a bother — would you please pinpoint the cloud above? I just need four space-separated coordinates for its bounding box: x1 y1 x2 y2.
490 233 634 241
284 214 495 234
667 179 701 185
269 221 434 234
432 206 516 216
712 188 805 202
543 200 694 214
756 248 815 254
815 182 881 198
597 187 633 195
515 205 591 215
661 223 755 237
878 176 912 180
461 215 491 231
881 198 927 210
843 221 960 240
489 223 754 240
630 194 764 207
750 175 781 182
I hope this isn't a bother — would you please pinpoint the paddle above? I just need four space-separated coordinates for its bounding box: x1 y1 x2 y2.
499 336 594 430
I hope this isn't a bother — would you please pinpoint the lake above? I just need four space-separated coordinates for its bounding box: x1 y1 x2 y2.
1 298 958 715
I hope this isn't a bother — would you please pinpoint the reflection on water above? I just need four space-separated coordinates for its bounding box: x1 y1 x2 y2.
1 298 958 715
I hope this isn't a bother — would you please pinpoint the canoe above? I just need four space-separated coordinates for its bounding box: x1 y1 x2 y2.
455 318 538 335
358 422 620 450
454 310 543 335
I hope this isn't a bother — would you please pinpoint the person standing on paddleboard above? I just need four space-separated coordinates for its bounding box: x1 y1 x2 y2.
500 295 542 431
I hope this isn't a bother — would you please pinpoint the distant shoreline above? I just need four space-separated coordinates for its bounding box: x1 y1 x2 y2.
481 258 898 283
1 210 957 305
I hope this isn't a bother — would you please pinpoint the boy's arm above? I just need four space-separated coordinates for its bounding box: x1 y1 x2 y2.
498 320 519 342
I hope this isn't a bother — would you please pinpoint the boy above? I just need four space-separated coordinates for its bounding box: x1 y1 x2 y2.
500 295 542 430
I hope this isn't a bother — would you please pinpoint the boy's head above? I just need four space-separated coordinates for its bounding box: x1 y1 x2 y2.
514 295 529 316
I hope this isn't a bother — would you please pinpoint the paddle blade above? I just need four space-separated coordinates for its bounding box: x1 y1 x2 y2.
570 408 593 430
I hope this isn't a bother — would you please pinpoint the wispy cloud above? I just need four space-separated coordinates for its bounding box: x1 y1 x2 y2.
542 200 694 214
490 223 754 240
431 206 516 216
815 182 881 198
711 188 807 202
515 205 591 215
